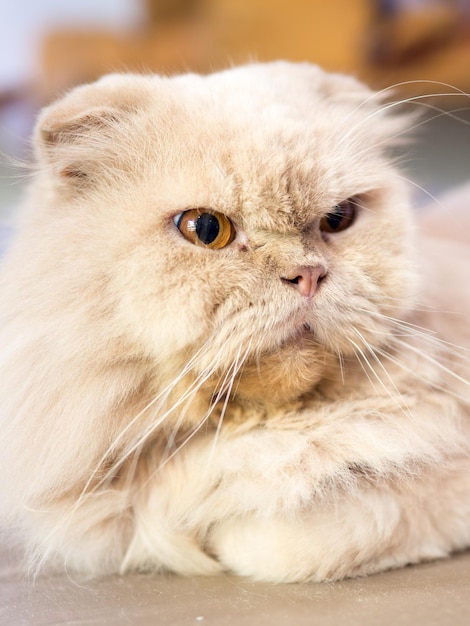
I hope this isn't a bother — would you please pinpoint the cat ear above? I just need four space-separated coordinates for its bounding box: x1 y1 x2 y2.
37 107 121 182
34 74 151 186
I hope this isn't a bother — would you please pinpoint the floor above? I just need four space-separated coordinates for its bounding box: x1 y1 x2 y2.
1 548 470 626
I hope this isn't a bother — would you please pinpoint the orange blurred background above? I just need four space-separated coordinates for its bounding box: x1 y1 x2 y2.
1 0 470 105
0 0 469 212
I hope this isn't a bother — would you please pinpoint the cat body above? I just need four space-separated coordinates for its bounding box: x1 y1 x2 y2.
0 62 470 582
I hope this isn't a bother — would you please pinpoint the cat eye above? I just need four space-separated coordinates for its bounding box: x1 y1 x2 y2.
174 209 236 249
320 198 358 234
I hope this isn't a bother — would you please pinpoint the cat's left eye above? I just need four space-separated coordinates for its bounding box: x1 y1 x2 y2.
320 198 358 234
173 209 236 249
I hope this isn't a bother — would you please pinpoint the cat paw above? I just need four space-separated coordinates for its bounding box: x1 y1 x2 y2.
207 516 353 583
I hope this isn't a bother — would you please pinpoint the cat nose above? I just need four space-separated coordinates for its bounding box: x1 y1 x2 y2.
281 265 327 299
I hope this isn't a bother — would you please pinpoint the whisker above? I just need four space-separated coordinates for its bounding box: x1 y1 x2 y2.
340 91 470 145
349 104 470 161
110 348 228 486
135 353 238 495
351 328 413 419
337 345 346 385
374 345 470 405
80 347 209 490
158 346 232 462
393 337 470 388
348 337 384 395
339 79 470 127
396 174 448 210
139 340 253 493
44 339 225 545
206 340 253 468
361 308 470 364
357 307 438 335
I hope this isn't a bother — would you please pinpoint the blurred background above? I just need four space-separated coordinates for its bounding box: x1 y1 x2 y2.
1 0 470 237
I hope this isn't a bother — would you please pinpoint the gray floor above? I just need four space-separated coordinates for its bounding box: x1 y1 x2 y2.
2 542 470 626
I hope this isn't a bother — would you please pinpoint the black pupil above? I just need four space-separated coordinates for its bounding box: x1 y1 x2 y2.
196 213 220 244
326 206 345 230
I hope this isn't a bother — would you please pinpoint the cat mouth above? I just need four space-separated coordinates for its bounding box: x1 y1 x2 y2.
275 319 316 350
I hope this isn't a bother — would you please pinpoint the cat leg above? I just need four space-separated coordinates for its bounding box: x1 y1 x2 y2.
206 457 470 582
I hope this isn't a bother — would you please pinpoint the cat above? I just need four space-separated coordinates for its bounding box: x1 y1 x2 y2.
0 61 469 583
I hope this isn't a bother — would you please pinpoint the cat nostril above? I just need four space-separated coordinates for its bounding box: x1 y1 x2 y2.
281 266 327 299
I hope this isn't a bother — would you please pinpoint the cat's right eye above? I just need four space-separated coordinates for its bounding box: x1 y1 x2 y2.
320 198 358 234
173 209 236 249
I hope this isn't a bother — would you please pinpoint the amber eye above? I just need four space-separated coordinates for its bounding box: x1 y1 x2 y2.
174 209 236 249
320 198 358 234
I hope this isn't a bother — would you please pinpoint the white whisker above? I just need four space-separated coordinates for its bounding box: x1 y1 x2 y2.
339 79 470 125
393 337 470 389
206 340 253 468
112 349 227 482
350 328 413 419
374 345 469 405
348 337 383 395
361 308 470 364
397 174 448 210
138 339 253 493
340 90 470 145
44 338 227 544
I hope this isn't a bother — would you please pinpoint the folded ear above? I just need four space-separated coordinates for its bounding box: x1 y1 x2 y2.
37 106 121 183
34 74 152 186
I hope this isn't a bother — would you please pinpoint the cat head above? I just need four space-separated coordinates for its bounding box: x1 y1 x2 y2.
24 62 416 411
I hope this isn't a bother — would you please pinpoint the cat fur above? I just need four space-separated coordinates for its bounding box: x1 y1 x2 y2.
0 62 469 582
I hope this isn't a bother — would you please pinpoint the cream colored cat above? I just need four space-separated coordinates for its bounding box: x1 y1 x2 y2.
0 62 469 582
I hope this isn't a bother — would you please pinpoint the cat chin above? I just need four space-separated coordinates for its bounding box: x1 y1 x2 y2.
233 334 334 406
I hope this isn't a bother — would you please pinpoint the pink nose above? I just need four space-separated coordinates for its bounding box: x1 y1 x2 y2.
281 265 327 299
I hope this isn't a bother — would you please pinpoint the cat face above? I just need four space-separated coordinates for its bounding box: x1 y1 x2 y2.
29 62 416 409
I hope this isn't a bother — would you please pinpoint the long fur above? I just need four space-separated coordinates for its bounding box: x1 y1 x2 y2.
0 62 469 582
